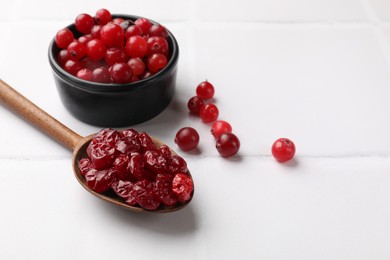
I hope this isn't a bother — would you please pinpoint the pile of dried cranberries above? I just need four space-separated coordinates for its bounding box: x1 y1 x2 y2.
55 8 171 84
78 128 194 210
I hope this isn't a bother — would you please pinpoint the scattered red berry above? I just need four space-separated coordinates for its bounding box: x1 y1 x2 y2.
196 80 215 99
187 96 205 115
199 103 219 123
211 120 232 139
271 138 296 162
174 127 200 151
216 133 240 158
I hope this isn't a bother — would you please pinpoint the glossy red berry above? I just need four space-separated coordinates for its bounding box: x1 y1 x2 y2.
147 53 168 73
196 80 215 99
75 13 95 34
109 62 133 84
67 41 86 61
95 8 112 25
126 35 148 58
134 17 152 34
271 138 296 162
199 103 219 123
104 47 128 66
125 25 143 39
77 68 93 81
187 96 205 115
91 66 111 83
56 49 69 66
149 24 169 38
63 60 82 75
216 133 240 157
86 39 107 61
147 36 169 56
100 23 125 47
55 28 74 48
211 120 232 139
90 25 102 39
127 57 145 76
174 127 200 151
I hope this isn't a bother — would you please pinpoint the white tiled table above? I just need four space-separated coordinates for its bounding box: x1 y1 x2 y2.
1 1 390 259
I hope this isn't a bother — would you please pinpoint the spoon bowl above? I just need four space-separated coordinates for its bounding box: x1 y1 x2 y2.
0 79 193 213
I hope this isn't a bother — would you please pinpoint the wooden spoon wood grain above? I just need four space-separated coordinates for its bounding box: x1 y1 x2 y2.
0 79 193 213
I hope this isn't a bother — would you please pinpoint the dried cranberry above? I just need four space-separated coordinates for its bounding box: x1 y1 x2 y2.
121 128 139 138
172 173 193 203
138 132 157 151
168 155 188 174
131 180 160 210
111 180 133 199
154 174 177 206
89 142 117 170
115 136 141 154
112 154 131 180
158 145 172 158
144 150 168 174
128 152 146 180
78 158 92 176
93 128 121 147
85 168 117 193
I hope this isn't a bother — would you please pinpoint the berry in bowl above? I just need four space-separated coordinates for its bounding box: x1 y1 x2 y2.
48 9 179 127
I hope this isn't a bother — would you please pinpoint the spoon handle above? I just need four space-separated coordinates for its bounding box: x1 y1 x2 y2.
0 79 82 151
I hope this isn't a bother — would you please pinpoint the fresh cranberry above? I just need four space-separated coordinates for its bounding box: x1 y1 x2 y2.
112 18 125 25
77 68 93 81
134 18 152 34
149 24 169 38
90 25 102 39
211 120 232 139
196 80 215 99
147 53 168 73
172 173 193 203
91 67 111 83
147 36 169 56
55 28 74 48
109 62 133 84
100 23 125 47
187 96 205 115
216 133 240 157
56 49 69 66
75 13 95 34
199 103 219 123
86 39 106 61
104 47 128 66
125 35 148 58
125 25 143 38
271 138 296 162
78 34 92 45
95 9 112 25
63 60 82 75
174 127 200 151
127 57 145 76
67 41 86 61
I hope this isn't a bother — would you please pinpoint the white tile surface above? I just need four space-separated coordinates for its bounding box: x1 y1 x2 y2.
1 1 390 259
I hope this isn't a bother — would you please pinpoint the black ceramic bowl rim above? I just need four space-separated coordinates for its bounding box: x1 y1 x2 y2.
48 14 179 93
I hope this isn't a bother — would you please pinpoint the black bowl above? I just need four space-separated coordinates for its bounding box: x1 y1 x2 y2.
48 14 179 127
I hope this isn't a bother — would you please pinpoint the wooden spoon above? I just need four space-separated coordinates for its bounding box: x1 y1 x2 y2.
0 79 193 213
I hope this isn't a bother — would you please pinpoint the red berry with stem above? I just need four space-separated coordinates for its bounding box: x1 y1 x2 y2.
211 120 232 139
147 53 168 73
75 13 95 34
126 35 148 58
196 80 215 99
100 23 125 47
95 8 112 25
174 127 200 151
109 62 133 84
55 28 74 48
187 96 205 115
134 17 152 34
216 133 240 157
67 41 86 61
271 138 296 162
199 103 219 123
86 39 107 61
